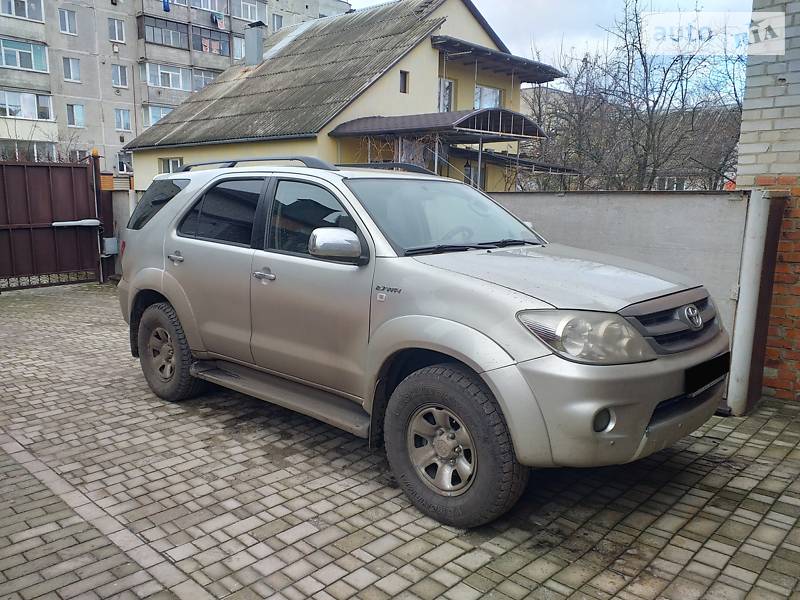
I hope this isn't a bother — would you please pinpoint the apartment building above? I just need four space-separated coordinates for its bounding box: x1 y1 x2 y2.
0 0 350 172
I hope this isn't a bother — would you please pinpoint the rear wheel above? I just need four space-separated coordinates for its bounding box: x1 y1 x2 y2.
137 302 205 401
384 363 528 528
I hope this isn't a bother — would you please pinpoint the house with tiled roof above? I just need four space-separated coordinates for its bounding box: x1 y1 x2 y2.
126 0 565 192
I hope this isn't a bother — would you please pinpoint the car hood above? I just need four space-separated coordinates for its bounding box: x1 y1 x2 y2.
413 243 698 312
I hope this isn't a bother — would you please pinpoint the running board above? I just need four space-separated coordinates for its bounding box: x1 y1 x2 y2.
190 361 370 438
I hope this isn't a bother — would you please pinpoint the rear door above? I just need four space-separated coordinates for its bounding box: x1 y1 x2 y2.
165 176 266 363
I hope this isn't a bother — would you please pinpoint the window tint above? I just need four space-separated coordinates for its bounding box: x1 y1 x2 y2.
128 178 189 230
269 181 351 255
180 179 263 245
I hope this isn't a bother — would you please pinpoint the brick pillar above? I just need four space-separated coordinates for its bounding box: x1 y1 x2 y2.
754 176 800 401
735 0 800 403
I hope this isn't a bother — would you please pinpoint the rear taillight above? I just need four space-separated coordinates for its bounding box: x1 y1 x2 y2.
120 239 126 259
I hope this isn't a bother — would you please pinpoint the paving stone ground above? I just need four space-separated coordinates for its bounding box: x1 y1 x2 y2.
1 283 800 600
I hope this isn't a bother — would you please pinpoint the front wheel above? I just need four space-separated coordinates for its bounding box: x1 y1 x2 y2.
384 364 528 528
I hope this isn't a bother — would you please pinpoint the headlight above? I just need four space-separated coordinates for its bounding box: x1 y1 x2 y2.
517 310 657 365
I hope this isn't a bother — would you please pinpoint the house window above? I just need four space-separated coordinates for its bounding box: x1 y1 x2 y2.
191 26 229 56
233 36 244 60
66 103 85 127
0 38 48 72
1 0 43 21
474 85 502 109
145 104 172 126
143 16 189 49
272 13 283 31
191 0 225 11
143 63 192 91
62 57 80 82
114 108 131 131
240 0 257 21
112 64 128 88
0 89 51 120
108 18 125 43
438 78 454 112
159 157 184 173
59 9 77 34
192 68 217 91
117 151 133 173
400 70 409 94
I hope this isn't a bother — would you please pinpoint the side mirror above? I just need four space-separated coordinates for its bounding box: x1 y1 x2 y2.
308 227 363 263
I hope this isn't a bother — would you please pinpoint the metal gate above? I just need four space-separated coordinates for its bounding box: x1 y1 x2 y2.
0 161 100 291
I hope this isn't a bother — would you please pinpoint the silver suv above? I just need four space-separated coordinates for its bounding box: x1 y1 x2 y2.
119 157 730 527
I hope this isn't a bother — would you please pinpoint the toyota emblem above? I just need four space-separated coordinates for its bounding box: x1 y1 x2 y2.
684 305 703 330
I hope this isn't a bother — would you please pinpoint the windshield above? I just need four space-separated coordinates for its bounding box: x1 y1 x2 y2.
345 178 544 254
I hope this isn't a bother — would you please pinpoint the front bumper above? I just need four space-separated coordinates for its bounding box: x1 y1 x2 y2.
484 330 729 468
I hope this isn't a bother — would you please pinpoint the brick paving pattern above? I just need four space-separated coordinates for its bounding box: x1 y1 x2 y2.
1 283 800 600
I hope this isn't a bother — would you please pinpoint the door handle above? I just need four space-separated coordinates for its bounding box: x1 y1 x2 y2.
167 251 184 263
252 271 276 281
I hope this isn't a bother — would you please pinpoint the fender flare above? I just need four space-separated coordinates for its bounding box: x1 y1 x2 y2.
129 268 206 354
364 315 515 412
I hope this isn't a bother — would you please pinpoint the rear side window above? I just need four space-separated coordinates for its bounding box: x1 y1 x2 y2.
128 178 189 230
178 179 264 246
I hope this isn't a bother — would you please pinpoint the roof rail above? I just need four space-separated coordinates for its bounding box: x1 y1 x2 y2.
179 156 339 172
336 162 436 175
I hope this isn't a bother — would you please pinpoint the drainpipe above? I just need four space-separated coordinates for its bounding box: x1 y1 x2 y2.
477 136 483 190
727 188 770 416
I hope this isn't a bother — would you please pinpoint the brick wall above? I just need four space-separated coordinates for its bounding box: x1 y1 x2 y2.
736 0 800 401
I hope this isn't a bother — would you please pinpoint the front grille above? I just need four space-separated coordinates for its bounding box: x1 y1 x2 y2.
620 288 721 355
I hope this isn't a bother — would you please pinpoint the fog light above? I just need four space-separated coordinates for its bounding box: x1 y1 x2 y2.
593 409 612 432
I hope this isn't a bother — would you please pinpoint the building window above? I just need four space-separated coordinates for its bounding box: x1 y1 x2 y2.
66 103 85 127
400 70 409 94
117 151 133 173
0 38 48 72
159 157 184 173
438 78 454 112
111 64 128 88
69 148 88 162
142 16 189 49
272 13 283 31
240 0 257 21
114 108 131 131
1 0 43 21
108 18 125 43
192 26 229 56
144 104 172 127
233 36 244 60
190 0 226 11
59 9 77 34
142 63 192 91
192 68 217 91
62 57 80 82
474 85 502 109
0 139 55 162
0 89 51 120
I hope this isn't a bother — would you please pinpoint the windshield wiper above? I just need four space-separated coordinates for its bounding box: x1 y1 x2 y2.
404 244 488 256
477 239 543 248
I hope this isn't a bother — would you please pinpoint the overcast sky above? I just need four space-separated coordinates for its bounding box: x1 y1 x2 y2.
346 0 754 64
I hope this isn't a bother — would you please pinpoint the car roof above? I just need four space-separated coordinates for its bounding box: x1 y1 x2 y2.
155 165 446 185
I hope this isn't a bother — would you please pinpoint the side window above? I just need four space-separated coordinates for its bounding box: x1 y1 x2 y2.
269 180 352 256
128 178 189 230
178 179 263 245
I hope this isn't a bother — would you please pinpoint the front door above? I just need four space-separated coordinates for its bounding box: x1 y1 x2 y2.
250 178 374 397
165 177 266 363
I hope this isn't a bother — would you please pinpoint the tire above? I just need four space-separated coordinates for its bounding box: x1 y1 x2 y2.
137 302 205 402
384 363 529 528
